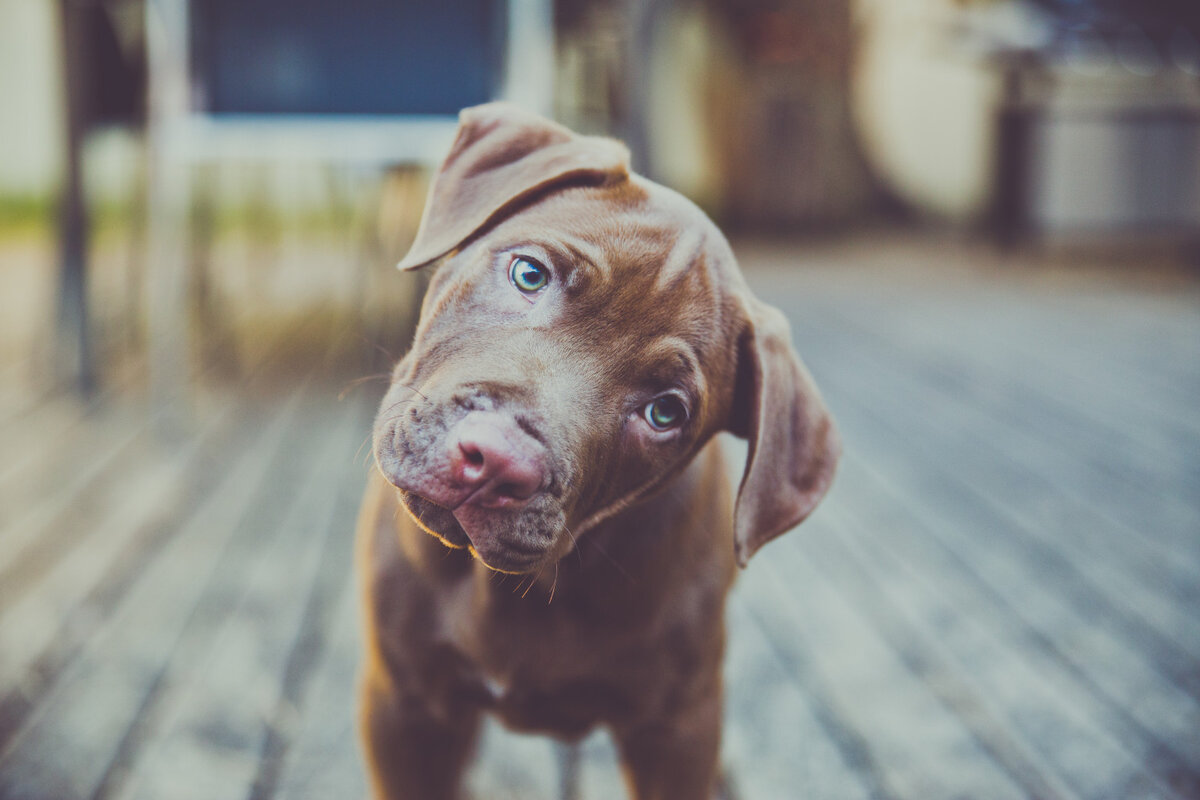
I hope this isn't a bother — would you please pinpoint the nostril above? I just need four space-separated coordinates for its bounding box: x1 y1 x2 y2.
458 442 487 484
462 444 485 467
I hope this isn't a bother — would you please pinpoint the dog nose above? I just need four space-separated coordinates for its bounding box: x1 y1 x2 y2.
449 413 546 507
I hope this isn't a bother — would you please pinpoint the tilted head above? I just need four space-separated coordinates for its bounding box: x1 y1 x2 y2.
373 103 839 574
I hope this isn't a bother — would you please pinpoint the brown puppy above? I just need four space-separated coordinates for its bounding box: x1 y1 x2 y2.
358 103 839 800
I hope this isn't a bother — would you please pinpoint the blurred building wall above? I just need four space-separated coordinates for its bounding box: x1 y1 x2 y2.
0 0 142 206
0 0 64 196
1030 70 1200 236
852 0 1002 224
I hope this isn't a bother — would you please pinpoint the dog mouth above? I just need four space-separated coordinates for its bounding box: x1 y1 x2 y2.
396 489 557 574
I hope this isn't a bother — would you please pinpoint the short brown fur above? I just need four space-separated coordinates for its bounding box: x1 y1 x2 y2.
359 104 839 799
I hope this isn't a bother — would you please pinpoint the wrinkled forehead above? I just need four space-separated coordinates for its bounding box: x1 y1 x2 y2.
486 178 740 313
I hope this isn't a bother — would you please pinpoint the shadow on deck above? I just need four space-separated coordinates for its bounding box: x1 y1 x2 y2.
1 237 1198 799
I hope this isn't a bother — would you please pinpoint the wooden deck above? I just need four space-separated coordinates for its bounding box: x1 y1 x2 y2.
0 238 1197 799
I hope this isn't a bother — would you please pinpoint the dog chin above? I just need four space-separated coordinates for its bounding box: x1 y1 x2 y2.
397 491 556 574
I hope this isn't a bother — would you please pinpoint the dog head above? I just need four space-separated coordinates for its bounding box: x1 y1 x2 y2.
373 103 839 574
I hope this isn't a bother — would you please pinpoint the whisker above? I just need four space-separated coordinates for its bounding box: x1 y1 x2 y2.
355 430 374 466
377 395 417 419
561 523 584 569
374 383 430 423
338 372 390 401
523 559 549 600
361 335 397 363
396 381 429 402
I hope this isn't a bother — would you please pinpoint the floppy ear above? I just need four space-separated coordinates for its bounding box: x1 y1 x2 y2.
731 301 841 567
397 103 631 271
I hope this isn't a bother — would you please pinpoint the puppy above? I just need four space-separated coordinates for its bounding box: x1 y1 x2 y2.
358 103 839 800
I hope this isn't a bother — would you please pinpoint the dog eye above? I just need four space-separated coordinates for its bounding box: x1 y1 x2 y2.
644 395 687 431
509 256 550 295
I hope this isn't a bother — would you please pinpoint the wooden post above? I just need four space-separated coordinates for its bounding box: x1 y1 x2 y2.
145 0 193 430
621 0 655 177
56 0 96 396
992 60 1035 251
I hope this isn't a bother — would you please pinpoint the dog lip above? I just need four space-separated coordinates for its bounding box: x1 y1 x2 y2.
385 472 473 513
394 484 461 515
395 489 472 549
470 546 545 574
454 480 546 511
400 483 531 514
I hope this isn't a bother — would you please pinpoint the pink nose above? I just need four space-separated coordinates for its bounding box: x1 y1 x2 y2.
448 412 546 508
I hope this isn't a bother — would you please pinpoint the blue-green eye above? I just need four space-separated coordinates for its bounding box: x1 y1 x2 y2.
509 256 549 294
645 395 687 430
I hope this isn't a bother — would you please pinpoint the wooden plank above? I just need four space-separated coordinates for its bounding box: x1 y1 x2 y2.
831 454 1200 796
797 500 1181 799
996 287 1200 410
737 242 1200 409
735 519 1038 800
573 729 624 800
742 262 1200 484
0 431 193 686
921 296 1200 493
0 388 316 800
269 582 366 800
0 388 252 679
244 422 375 800
0 393 95 482
719 436 878 800
813 325 1199 630
786 303 1200 644
0 411 264 760
0 407 146 576
719 597 875 800
784 323 1200 788
0 318 342 759
969 294 1197 437
0 331 147 486
803 328 1200 681
802 293 1200 524
0 324 342 651
110 396 369 800
463 720 562 800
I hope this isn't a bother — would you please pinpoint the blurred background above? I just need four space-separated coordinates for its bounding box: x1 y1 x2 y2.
1 1 1198 798
2 0 1199 398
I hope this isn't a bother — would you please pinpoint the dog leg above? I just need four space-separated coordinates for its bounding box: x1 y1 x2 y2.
359 673 481 800
613 690 723 800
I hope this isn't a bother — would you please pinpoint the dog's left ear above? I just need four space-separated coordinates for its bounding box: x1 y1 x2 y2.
397 103 631 271
730 300 841 567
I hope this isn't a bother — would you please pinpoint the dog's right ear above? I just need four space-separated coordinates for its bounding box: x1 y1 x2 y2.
397 103 631 271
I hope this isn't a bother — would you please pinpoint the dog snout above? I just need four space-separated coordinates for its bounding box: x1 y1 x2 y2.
449 412 547 508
